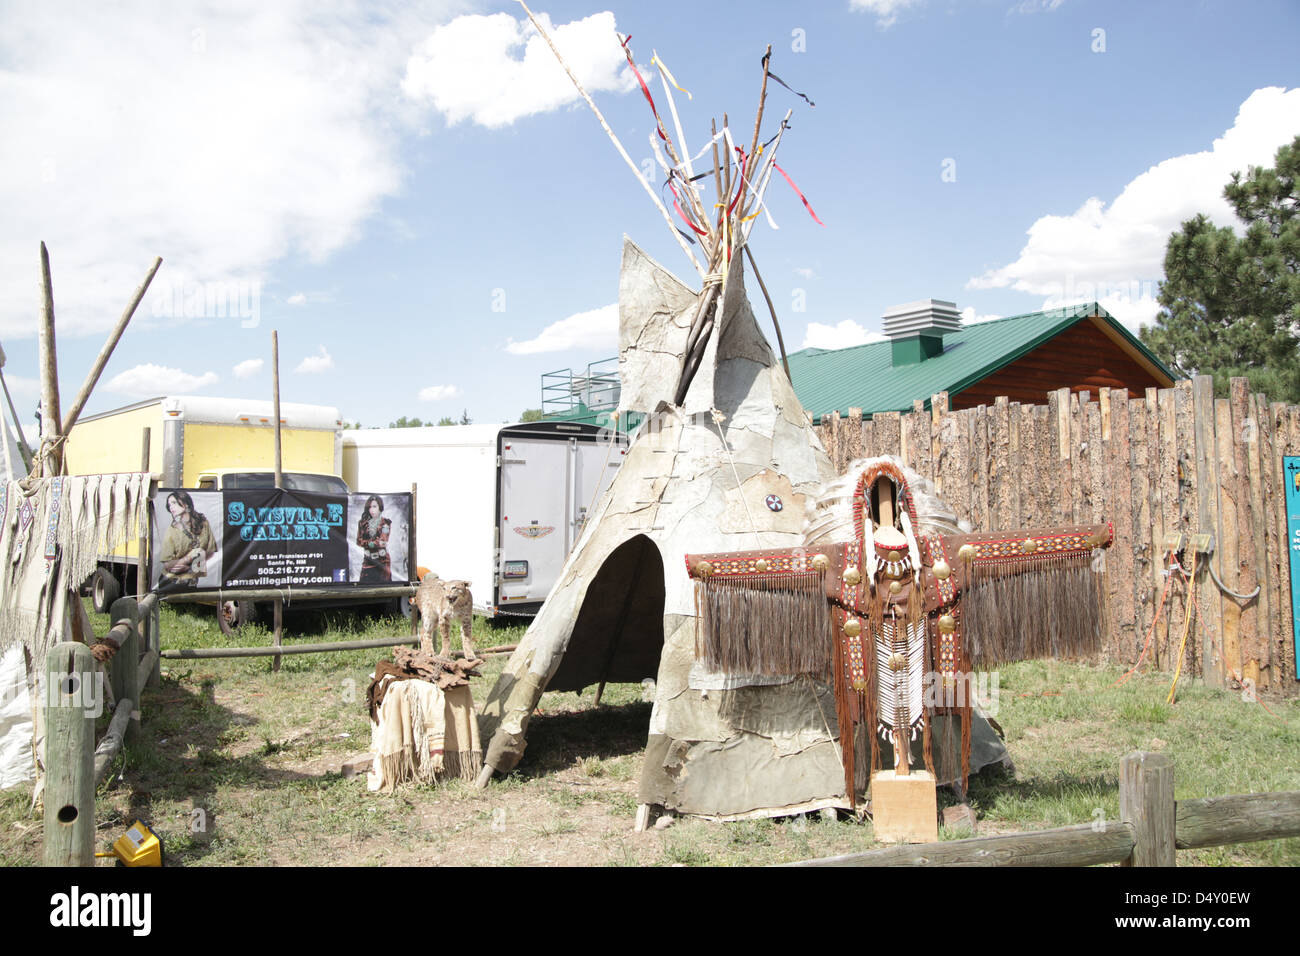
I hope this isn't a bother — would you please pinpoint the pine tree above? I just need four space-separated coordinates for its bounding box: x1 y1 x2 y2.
1141 135 1300 401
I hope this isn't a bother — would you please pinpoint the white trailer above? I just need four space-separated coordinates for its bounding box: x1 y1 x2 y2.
342 421 625 617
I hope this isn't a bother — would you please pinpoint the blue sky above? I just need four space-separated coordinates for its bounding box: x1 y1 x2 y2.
1 0 1298 435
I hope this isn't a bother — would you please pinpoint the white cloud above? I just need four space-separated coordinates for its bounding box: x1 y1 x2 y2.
418 384 462 402
1011 0 1065 13
403 11 635 128
286 293 307 306
1038 291 1162 335
849 0 924 28
794 266 817 280
960 307 1002 325
294 345 334 374
107 363 218 396
0 373 40 400
968 87 1300 301
0 1 453 338
801 320 888 350
232 358 264 379
506 303 618 355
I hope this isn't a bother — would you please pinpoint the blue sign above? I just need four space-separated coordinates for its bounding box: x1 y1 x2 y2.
1285 457 1300 679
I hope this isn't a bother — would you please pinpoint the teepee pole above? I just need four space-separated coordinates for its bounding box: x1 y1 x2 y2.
0 347 34 471
653 60 712 247
60 256 163 438
38 242 63 475
515 0 704 279
742 110 792 244
742 245 791 382
740 46 773 222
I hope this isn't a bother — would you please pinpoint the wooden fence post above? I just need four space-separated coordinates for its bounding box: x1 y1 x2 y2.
1120 751 1175 867
108 596 141 744
43 642 96 866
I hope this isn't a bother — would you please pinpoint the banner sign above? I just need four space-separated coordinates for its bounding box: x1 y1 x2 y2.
1285 457 1300 678
150 488 411 592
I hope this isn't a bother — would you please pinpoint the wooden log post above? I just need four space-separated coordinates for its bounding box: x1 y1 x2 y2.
43 642 97 866
1120 751 1175 867
1191 377 1223 687
146 586 162 690
108 596 141 744
38 242 64 476
272 329 284 673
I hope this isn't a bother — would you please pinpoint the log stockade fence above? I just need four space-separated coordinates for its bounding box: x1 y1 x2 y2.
813 376 1299 698
790 752 1300 866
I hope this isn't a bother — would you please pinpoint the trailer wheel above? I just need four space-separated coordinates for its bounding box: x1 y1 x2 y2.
217 600 254 636
91 568 120 614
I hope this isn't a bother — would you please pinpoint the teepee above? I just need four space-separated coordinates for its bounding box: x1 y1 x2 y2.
477 12 863 819
478 236 848 818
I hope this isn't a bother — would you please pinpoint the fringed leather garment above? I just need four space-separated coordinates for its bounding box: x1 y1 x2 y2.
687 458 1112 808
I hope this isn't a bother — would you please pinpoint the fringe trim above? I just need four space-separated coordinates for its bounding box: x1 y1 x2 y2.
962 556 1104 668
0 474 149 661
441 749 483 782
696 572 831 676
833 611 856 809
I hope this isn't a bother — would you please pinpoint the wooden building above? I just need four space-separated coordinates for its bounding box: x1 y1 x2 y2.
786 300 1175 421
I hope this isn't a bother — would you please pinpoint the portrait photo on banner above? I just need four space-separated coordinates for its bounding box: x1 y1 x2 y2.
347 493 409 585
152 489 223 591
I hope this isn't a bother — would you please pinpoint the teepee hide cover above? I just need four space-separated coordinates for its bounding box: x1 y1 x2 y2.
479 238 856 818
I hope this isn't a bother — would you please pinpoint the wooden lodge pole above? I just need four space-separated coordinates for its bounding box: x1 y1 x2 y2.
38 242 63 475
272 330 283 673
0 344 34 471
59 256 163 437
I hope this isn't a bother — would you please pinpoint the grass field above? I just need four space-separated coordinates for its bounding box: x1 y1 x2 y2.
2 600 1298 866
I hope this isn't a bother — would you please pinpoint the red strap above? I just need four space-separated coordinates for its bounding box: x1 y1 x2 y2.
620 35 667 142
773 161 825 226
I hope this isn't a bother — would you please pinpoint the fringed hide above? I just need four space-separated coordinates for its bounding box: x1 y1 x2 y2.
693 552 831 678
367 677 482 792
952 527 1110 669
0 473 151 661
685 454 1115 806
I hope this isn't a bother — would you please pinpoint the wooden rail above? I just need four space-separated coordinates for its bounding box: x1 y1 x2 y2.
789 752 1300 867
159 639 517 660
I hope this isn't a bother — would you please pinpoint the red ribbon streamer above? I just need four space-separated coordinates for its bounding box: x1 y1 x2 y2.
668 176 708 236
773 161 825 226
620 35 667 142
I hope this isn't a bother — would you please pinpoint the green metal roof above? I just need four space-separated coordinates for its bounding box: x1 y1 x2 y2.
786 302 1175 423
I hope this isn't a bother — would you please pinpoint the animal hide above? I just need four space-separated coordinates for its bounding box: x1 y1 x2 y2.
0 473 150 661
695 565 831 678
366 673 482 792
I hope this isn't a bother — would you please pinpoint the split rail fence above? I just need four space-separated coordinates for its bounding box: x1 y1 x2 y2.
791 751 1300 866
813 376 1298 697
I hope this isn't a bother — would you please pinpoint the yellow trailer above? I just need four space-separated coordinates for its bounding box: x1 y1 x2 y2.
65 395 343 612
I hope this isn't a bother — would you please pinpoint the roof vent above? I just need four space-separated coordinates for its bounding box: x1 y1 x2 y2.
882 299 962 366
